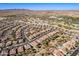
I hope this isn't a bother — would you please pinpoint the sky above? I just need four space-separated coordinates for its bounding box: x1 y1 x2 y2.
0 3 79 10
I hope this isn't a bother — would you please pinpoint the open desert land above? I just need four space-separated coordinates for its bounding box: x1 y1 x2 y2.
0 9 79 56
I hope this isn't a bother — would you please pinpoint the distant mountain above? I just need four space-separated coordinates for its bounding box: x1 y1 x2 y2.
0 9 33 16
0 9 32 11
0 9 79 17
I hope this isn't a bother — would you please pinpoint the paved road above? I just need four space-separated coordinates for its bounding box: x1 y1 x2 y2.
71 47 79 56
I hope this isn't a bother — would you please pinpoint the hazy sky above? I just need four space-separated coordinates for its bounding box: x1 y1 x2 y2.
0 3 79 10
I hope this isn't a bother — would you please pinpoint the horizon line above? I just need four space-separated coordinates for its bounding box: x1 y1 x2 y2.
1 9 79 11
